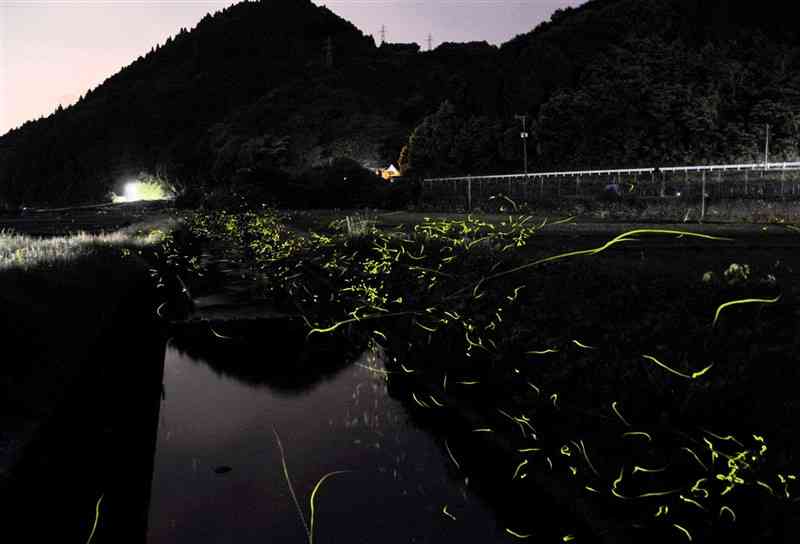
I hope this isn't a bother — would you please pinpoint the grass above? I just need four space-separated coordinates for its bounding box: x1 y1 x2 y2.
0 228 166 271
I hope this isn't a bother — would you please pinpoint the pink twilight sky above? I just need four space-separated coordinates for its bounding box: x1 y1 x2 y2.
0 1 580 135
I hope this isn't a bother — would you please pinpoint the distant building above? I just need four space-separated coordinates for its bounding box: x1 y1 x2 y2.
375 164 401 181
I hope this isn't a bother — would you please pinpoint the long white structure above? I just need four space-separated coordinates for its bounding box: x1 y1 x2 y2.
424 161 800 183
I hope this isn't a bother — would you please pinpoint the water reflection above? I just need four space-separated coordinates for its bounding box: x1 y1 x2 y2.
168 321 364 394
147 343 512 543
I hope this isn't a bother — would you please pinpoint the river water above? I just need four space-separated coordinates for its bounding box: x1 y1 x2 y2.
146 343 512 543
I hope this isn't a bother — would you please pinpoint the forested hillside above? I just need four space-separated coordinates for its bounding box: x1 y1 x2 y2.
1 0 798 207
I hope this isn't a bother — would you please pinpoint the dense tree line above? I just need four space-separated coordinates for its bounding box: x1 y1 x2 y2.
1 0 798 207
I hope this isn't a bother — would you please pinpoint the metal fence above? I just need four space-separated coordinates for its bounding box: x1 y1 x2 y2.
422 162 800 214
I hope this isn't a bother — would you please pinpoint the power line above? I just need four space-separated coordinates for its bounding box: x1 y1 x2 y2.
379 24 386 45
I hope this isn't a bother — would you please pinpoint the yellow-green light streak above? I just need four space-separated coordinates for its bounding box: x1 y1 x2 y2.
310 471 349 544
85 493 104 544
641 354 713 380
712 296 780 326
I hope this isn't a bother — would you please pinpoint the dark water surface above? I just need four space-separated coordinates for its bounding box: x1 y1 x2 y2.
147 344 511 543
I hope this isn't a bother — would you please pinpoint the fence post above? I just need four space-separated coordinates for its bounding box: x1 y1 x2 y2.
576 177 580 196
540 176 544 198
700 170 707 222
467 177 472 212
781 168 785 200
685 169 689 197
744 170 748 197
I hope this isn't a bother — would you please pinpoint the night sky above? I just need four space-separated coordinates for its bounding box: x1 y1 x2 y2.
1 1 582 134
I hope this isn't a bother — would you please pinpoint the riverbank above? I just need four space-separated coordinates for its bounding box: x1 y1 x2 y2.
0 212 203 541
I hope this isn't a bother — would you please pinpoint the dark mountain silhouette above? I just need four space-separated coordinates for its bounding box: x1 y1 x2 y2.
1 0 798 207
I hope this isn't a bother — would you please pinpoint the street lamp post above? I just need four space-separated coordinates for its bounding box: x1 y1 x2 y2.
515 114 529 175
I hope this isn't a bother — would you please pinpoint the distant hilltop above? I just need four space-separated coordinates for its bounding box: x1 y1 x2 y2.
1 0 798 207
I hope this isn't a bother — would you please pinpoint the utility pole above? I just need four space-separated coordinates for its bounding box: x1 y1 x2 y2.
427 33 432 52
765 123 770 167
515 114 529 174
380 25 386 45
324 36 333 68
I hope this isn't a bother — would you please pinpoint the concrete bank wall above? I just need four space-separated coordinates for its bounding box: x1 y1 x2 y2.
0 255 166 543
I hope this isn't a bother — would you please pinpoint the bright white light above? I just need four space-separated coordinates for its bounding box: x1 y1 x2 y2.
125 182 140 201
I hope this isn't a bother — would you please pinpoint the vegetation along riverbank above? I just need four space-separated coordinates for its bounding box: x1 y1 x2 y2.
173 207 800 542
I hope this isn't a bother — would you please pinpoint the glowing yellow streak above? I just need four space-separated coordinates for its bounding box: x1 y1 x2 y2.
673 523 692 541
654 505 668 518
679 494 706 511
411 392 430 408
156 302 167 318
690 478 709 498
613 466 625 491
576 440 601 477
585 486 599 493
401 364 416 374
442 505 456 521
563 534 576 542
633 465 668 474
443 373 448 392
550 215 576 226
719 506 736 522
456 380 480 385
512 459 529 480
690 363 714 379
560 445 572 457
506 286 526 302
702 430 744 447
372 330 387 340
355 363 392 376
641 354 712 380
429 395 444 407
515 417 537 437
712 295 781 326
622 431 652 441
527 382 540 395
209 325 233 340
273 428 310 539
472 428 493 433
702 438 719 464
756 480 776 496
475 228 732 286
308 311 418 337
444 439 461 470
526 348 559 355
518 448 541 453
85 494 104 544
571 339 594 350
635 489 682 498
682 447 709 471
611 401 631 427
309 471 349 544
505 528 532 539
414 321 439 333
